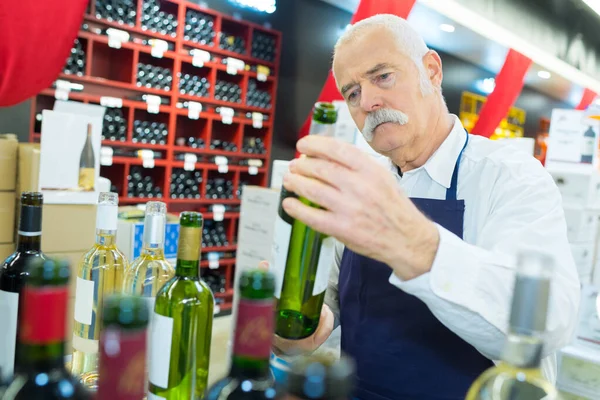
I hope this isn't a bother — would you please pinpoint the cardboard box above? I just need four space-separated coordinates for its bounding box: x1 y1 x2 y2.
0 192 16 243
548 167 600 208
17 143 40 195
557 345 600 399
570 243 595 280
0 242 14 261
117 218 180 263
563 206 600 243
42 204 96 253
0 134 18 191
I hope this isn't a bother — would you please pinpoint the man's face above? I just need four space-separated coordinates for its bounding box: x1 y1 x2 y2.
333 27 441 163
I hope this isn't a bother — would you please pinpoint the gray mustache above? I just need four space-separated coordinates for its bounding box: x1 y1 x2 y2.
362 108 409 141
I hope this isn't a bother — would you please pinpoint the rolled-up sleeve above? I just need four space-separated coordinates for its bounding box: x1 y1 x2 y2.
390 156 580 365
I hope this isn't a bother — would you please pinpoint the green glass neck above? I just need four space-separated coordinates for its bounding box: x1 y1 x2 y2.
175 258 199 278
18 342 65 371
96 229 117 246
502 332 544 369
16 234 41 253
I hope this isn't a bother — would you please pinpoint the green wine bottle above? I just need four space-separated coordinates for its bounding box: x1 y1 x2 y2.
2 258 91 400
273 102 338 340
148 211 214 400
206 269 278 399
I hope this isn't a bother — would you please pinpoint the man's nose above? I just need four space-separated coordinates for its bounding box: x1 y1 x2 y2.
360 85 384 112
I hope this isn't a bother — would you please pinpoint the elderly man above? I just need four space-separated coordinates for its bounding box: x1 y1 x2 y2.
273 14 580 400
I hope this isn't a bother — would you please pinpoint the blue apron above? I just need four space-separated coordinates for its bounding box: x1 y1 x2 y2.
338 134 493 400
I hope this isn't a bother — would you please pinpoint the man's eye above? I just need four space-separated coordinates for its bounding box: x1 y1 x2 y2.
379 73 392 81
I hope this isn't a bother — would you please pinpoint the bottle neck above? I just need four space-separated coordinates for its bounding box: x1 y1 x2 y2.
18 286 68 371
17 204 42 252
175 259 199 278
16 234 41 253
175 226 201 278
142 243 165 257
501 332 544 369
96 229 117 246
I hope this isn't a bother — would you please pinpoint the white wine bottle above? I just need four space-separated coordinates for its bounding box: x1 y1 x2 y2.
465 250 559 400
79 123 95 191
148 211 214 399
273 102 338 340
71 192 128 390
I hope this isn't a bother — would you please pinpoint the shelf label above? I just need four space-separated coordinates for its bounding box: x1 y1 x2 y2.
150 39 168 58
257 65 270 82
248 166 258 175
251 112 263 129
190 49 211 68
212 205 225 222
248 159 263 167
106 28 130 49
219 107 234 125
100 146 114 166
226 58 245 75
54 79 71 101
187 101 202 120
145 95 161 114
139 150 155 168
183 153 197 171
208 252 220 269
100 96 123 108
218 164 229 173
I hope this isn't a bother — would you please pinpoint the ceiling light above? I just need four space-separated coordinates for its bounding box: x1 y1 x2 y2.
582 0 600 16
476 78 496 95
537 70 551 79
439 24 455 33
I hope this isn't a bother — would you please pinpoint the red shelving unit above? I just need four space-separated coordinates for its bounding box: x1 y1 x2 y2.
30 0 281 314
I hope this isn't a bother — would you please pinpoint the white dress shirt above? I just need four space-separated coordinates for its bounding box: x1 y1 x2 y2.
325 115 580 382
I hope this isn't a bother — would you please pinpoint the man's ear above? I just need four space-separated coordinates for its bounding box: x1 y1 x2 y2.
424 50 443 88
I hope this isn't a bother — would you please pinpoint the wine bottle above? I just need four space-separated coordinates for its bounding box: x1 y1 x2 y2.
148 211 214 399
2 258 91 400
281 354 355 400
71 192 128 390
96 295 149 400
206 269 278 399
465 250 559 400
79 123 96 191
0 192 46 383
272 102 338 339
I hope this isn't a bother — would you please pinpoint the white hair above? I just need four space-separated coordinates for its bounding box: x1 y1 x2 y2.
333 14 435 95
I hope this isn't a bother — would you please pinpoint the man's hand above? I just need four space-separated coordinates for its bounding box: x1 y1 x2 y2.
258 261 335 356
282 136 440 281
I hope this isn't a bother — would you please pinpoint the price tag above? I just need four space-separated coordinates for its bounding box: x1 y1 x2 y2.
187 101 202 120
100 146 114 166
208 252 220 269
149 39 168 58
145 95 161 114
190 49 211 68
215 156 228 166
212 205 225 222
183 153 197 171
139 150 155 168
257 65 270 82
219 107 234 125
100 96 123 108
55 79 71 100
226 58 245 75
248 166 258 175
248 159 263 167
252 112 263 129
218 164 229 173
106 28 130 49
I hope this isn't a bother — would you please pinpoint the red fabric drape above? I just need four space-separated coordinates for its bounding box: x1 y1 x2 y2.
0 1 88 106
470 49 532 138
296 0 417 151
576 88 598 110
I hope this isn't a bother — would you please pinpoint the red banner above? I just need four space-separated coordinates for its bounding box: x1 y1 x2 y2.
470 49 533 138
576 88 598 110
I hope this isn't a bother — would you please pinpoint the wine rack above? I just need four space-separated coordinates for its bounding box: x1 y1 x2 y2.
29 0 281 315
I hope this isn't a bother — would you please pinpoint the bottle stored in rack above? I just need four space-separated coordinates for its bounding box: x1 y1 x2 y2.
184 9 215 45
178 73 211 97
170 168 202 199
219 32 246 55
251 31 277 63
95 0 136 26
132 120 168 145
63 38 86 76
102 108 127 142
241 137 267 154
136 63 172 92
209 140 238 152
203 220 229 248
141 0 177 37
206 178 234 200
214 80 242 103
127 166 163 199
202 270 227 294
247 79 272 109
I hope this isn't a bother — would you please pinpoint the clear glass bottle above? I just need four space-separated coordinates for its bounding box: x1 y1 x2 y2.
148 211 214 399
71 192 127 390
465 250 560 400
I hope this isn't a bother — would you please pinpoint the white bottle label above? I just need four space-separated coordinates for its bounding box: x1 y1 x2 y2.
271 214 292 298
0 290 19 382
74 277 95 325
149 312 173 388
96 204 118 231
313 237 335 295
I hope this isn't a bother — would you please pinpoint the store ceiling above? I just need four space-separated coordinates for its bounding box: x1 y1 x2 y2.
318 0 600 107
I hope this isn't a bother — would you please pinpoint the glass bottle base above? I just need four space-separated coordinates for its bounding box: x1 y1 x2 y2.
275 309 318 340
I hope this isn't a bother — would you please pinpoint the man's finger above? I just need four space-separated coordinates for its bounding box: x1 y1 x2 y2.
296 136 367 171
283 172 342 212
288 156 354 191
282 197 337 237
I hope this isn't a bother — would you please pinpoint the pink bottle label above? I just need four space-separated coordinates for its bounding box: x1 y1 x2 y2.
233 298 274 359
97 327 147 400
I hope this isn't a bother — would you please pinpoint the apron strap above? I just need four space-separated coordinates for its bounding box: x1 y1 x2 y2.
445 130 470 201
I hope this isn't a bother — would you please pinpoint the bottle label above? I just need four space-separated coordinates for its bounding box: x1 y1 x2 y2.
74 277 95 325
233 298 274 359
20 286 67 344
177 227 201 261
313 237 336 296
18 205 42 235
79 167 95 191
97 327 147 400
96 204 118 231
0 289 19 381
271 214 292 298
148 312 173 388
